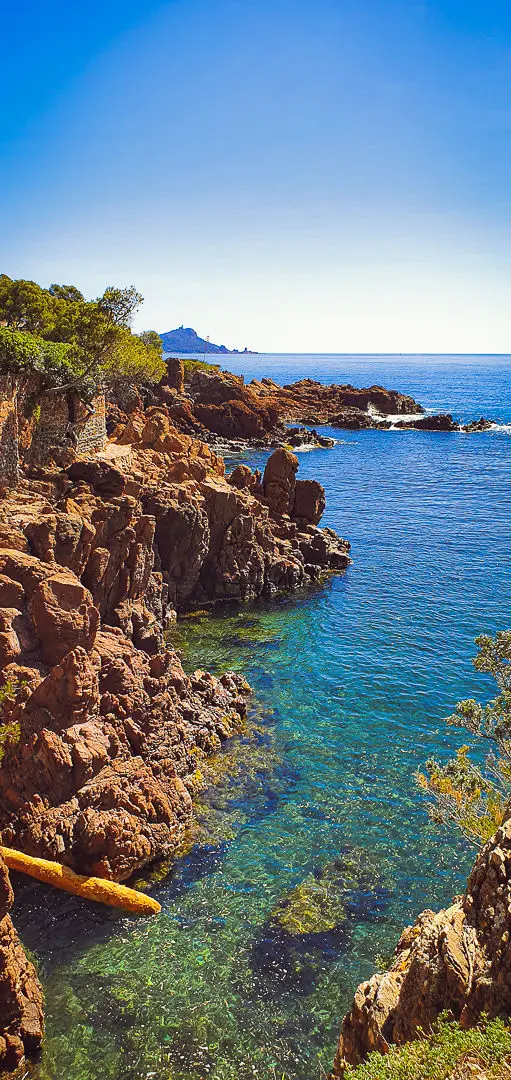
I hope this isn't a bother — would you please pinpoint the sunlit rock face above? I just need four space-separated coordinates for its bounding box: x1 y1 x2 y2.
0 855 43 1070
334 820 511 1074
0 402 349 882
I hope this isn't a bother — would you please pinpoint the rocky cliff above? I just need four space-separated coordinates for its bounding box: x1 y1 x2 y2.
151 365 487 442
334 821 511 1075
0 405 349 884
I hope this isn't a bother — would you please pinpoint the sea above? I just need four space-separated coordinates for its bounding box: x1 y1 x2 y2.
15 355 511 1080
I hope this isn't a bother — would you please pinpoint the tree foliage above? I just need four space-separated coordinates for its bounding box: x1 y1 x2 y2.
97 285 143 327
417 630 511 846
0 275 55 335
0 276 165 396
138 330 163 353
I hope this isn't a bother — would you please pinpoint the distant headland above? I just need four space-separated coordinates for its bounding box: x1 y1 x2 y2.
159 325 257 355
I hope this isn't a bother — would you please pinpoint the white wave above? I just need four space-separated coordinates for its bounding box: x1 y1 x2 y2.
367 405 429 424
292 440 337 452
488 422 511 434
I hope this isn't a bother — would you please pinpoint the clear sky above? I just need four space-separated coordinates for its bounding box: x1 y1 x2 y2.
1 0 511 352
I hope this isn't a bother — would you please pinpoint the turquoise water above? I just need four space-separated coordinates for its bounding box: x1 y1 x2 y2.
15 356 511 1080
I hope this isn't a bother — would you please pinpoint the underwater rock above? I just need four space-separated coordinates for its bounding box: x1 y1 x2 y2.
251 921 335 993
271 847 391 939
157 842 229 901
252 848 391 994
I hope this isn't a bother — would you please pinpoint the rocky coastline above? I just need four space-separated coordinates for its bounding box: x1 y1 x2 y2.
0 374 351 1069
0 358 502 1074
334 820 511 1076
128 360 496 446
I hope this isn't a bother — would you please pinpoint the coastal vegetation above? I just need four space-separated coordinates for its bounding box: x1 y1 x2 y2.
343 1016 511 1080
0 275 165 398
418 630 511 846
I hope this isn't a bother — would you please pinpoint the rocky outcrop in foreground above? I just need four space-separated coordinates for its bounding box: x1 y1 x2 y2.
0 409 349 883
334 821 511 1075
0 855 43 1071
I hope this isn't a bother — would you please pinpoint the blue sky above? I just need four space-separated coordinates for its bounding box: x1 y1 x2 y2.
1 0 510 351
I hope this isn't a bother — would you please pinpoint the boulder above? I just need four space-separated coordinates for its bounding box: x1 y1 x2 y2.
292 479 326 525
395 414 460 432
285 427 335 448
163 357 185 393
262 448 299 516
67 459 126 496
29 571 99 665
0 856 43 1071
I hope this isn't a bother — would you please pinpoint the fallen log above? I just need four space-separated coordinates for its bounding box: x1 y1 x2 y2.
0 846 161 916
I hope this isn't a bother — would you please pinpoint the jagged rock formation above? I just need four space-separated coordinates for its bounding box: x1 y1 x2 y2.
0 408 349 886
334 821 511 1075
0 855 43 1071
0 369 352 1064
394 413 459 432
248 377 423 429
109 365 490 448
142 365 426 447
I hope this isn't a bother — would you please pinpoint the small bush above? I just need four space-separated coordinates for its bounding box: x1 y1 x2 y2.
182 358 221 378
0 680 23 763
343 1016 511 1080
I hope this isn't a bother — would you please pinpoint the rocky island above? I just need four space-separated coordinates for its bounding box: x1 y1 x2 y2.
159 326 256 355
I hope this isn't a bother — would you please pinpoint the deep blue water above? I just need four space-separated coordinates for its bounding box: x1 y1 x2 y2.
17 356 511 1080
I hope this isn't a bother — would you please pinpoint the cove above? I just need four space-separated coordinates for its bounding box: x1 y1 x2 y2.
13 356 511 1080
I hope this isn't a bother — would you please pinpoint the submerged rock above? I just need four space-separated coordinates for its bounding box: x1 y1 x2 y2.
271 848 391 939
252 848 391 994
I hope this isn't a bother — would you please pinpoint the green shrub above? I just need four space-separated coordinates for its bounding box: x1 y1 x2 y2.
0 680 23 763
0 327 73 380
344 1016 511 1080
182 358 221 378
418 630 511 846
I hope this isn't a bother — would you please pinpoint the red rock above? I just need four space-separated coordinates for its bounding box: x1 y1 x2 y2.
0 856 43 1070
29 572 99 665
292 479 326 525
26 512 95 577
262 448 299 516
334 820 511 1074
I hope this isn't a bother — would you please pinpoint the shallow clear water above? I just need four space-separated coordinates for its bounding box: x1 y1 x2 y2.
15 356 511 1080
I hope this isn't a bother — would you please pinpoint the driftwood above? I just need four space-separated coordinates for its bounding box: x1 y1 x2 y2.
0 846 161 916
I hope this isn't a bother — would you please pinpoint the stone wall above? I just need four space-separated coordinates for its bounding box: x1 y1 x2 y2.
0 377 20 488
26 391 107 465
0 376 107 487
